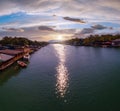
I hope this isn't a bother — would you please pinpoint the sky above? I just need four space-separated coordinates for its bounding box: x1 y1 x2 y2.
0 0 120 41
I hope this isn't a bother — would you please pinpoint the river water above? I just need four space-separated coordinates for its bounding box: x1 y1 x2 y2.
0 44 120 111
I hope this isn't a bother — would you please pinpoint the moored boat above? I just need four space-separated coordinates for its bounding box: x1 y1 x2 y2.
17 61 27 67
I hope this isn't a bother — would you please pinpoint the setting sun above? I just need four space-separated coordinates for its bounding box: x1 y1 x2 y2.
57 35 63 40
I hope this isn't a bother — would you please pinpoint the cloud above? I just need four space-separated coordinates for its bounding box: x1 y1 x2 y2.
56 0 120 23
0 25 75 41
56 29 76 34
2 27 24 32
0 0 120 23
91 24 107 30
0 0 120 41
38 26 55 31
91 24 114 30
0 0 62 16
0 0 18 16
75 24 110 36
109 27 113 30
80 28 94 34
73 28 95 38
0 0 120 24
63 17 86 23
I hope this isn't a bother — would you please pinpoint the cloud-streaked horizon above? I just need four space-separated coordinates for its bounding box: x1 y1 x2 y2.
0 0 120 41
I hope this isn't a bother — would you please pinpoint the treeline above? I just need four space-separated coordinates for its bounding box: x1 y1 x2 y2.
63 34 120 46
0 36 48 46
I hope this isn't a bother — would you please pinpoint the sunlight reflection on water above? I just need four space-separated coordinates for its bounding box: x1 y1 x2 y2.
53 44 69 98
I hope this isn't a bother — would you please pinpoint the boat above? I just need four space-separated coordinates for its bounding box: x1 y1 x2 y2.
23 53 30 60
17 61 27 67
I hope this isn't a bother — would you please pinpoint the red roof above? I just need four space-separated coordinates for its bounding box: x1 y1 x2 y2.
0 49 23 55
0 53 14 62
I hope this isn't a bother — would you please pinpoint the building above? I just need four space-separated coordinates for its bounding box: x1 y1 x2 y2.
0 49 23 56
0 53 14 70
0 49 25 71
112 39 120 47
0 53 13 62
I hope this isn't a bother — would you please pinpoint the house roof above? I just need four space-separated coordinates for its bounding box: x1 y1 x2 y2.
0 53 14 62
0 49 23 55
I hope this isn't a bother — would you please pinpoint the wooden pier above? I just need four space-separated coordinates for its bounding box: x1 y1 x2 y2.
0 48 31 71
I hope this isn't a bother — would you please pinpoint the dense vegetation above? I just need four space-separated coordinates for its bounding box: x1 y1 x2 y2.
0 36 48 46
63 34 120 46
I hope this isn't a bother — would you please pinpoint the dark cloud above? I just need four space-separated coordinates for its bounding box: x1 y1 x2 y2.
109 27 113 30
38 26 55 31
73 28 94 38
2 27 24 32
91 24 107 30
77 24 109 35
63 17 86 23
80 28 94 34
56 29 76 34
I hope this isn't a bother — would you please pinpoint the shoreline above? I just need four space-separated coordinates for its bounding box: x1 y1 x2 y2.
0 44 48 71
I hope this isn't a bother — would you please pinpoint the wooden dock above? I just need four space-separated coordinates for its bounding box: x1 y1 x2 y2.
0 49 31 71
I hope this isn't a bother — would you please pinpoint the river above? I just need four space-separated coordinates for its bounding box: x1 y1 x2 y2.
0 44 120 111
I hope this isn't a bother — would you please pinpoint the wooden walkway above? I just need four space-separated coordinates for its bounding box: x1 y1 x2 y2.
0 51 30 71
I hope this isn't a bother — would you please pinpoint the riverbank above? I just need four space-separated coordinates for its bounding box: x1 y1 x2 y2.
0 36 49 71
0 44 48 71
55 34 120 48
0 38 47 71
